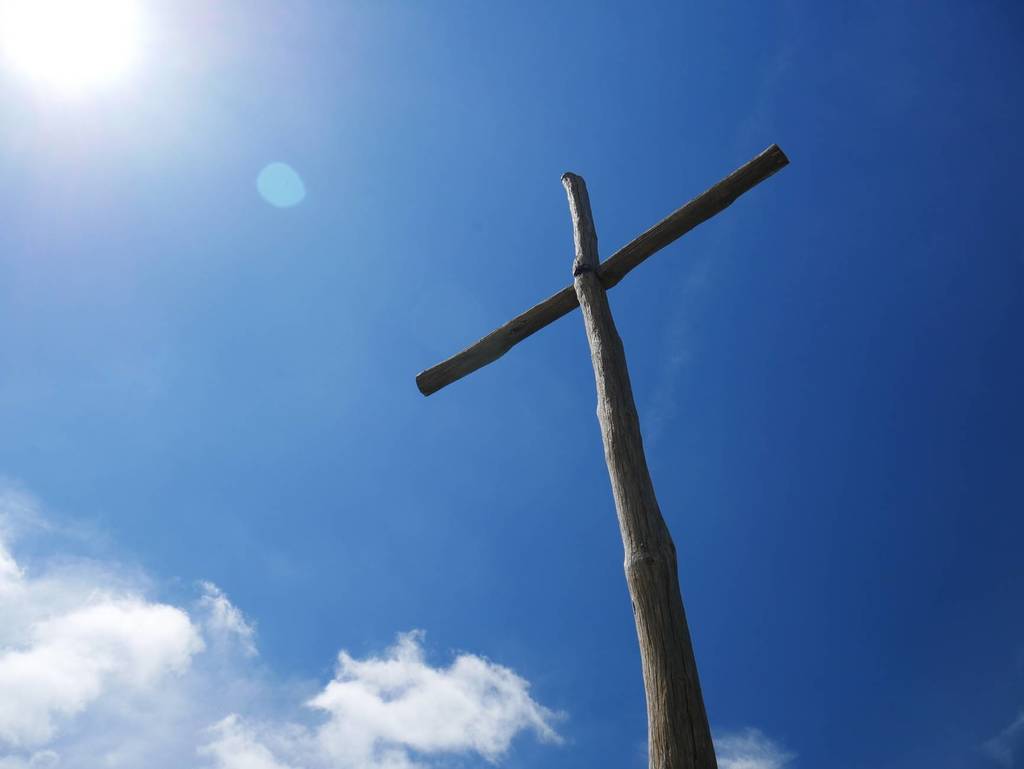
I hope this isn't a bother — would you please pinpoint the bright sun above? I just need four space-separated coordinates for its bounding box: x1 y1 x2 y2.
0 0 142 91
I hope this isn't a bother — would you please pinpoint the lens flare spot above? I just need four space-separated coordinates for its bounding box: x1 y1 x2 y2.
257 163 306 209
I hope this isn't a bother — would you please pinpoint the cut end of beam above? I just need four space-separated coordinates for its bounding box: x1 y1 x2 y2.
763 144 790 178
415 371 434 396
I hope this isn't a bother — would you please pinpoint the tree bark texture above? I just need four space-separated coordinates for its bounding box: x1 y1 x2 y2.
563 172 718 769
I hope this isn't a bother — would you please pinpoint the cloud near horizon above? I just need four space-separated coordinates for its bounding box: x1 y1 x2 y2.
715 728 795 769
0 486 561 769
0 483 790 769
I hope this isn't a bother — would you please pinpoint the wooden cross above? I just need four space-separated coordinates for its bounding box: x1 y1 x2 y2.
416 145 789 769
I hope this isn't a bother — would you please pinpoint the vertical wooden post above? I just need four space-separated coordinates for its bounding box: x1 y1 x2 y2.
563 173 717 769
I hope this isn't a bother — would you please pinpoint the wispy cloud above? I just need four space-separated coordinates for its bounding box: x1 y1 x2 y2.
984 712 1024 768
198 581 257 657
643 14 792 451
643 253 714 448
199 716 297 769
715 727 795 769
0 485 562 769
0 483 51 544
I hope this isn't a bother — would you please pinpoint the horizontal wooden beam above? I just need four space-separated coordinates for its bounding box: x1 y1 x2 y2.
416 144 789 396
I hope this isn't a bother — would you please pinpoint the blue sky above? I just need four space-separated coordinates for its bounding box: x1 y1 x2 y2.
1 1 1022 767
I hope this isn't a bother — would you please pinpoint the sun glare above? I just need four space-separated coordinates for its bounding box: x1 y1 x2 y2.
0 0 142 91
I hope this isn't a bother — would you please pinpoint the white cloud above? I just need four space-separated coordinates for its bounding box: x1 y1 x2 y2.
0 489 204 750
0 598 201 747
198 581 257 656
716 728 795 769
0 485 562 769
984 712 1024 767
200 716 297 769
0 482 786 769
197 631 562 769
308 630 561 768
0 540 22 592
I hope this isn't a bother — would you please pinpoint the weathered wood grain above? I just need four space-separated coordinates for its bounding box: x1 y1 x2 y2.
564 171 718 769
416 286 579 396
416 144 788 395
